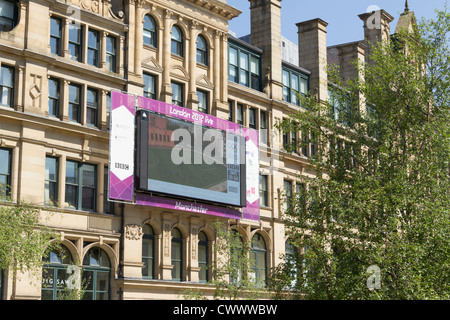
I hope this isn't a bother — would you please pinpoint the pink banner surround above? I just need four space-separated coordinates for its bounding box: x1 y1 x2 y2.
109 92 260 221
135 194 242 220
109 91 136 202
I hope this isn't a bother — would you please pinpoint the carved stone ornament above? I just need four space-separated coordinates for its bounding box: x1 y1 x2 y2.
125 224 143 240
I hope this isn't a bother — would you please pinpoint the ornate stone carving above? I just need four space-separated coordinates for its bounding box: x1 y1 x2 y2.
125 224 143 240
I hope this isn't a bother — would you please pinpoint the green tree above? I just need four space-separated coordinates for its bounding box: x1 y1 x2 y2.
183 220 267 300
0 201 59 281
270 8 450 300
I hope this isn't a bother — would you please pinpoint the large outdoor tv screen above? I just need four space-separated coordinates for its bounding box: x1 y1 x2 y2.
136 110 246 207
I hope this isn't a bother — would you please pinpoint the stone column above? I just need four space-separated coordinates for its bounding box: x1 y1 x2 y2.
134 0 143 76
58 154 66 209
63 18 70 58
127 0 135 74
220 32 228 103
213 30 221 105
100 30 107 70
162 10 173 103
188 20 199 109
61 80 70 121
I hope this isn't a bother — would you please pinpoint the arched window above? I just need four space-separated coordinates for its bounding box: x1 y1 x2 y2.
196 35 207 65
250 233 267 286
142 224 155 279
171 228 182 281
198 231 208 283
143 14 157 47
41 245 74 300
171 25 183 56
82 247 111 300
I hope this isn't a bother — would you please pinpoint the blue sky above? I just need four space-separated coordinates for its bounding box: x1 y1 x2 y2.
227 0 448 46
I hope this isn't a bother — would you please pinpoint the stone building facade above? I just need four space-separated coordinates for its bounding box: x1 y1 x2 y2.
0 0 416 299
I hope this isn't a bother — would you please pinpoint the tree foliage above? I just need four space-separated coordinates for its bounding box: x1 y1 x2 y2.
0 201 59 278
270 8 450 299
183 220 267 300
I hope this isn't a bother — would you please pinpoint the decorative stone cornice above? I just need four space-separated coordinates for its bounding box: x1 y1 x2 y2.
183 0 241 20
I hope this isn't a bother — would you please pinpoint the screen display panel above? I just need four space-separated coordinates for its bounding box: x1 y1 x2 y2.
136 110 246 207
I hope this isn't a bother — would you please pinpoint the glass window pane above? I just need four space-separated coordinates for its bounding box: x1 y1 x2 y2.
282 70 289 86
0 149 10 174
229 47 237 66
171 26 181 41
82 165 95 187
69 85 79 104
291 74 299 91
1 1 15 19
82 187 95 210
65 161 78 184
239 69 248 86
45 157 57 181
96 271 109 292
50 18 61 37
65 185 77 208
88 30 99 49
300 77 308 94
250 56 259 74
1 65 13 86
86 89 97 108
240 53 248 70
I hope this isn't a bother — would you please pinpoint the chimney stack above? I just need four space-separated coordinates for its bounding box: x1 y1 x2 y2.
297 18 329 102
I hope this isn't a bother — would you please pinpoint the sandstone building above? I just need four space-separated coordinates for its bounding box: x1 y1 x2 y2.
0 0 416 299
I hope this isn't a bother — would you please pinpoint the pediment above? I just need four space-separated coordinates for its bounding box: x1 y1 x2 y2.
142 57 163 72
170 65 189 81
196 74 214 89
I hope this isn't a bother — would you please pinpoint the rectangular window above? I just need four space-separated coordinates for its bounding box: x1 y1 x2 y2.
259 174 268 207
248 108 256 129
250 56 260 91
296 183 306 211
68 83 81 123
259 111 267 145
50 17 62 56
45 157 58 206
0 148 11 199
236 103 243 125
329 88 352 127
239 52 249 87
283 180 293 211
197 90 208 114
302 132 308 157
106 35 117 72
48 78 60 118
68 23 82 62
65 160 96 211
143 73 156 99
171 82 183 106
228 47 238 83
228 43 261 91
87 29 100 67
0 65 14 108
282 67 309 105
86 88 98 127
228 101 233 122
